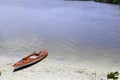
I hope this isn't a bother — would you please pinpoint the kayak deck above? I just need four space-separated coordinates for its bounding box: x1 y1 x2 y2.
12 50 48 69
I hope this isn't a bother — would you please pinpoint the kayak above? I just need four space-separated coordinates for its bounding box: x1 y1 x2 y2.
12 50 48 69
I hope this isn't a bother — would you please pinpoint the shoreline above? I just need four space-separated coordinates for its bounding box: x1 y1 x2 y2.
94 0 120 5
0 56 115 80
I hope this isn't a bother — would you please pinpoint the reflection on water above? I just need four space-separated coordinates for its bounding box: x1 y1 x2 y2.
0 0 120 70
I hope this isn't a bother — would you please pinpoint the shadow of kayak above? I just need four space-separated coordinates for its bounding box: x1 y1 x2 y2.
13 54 48 72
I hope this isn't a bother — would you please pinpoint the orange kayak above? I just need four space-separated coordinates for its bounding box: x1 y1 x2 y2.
12 50 48 69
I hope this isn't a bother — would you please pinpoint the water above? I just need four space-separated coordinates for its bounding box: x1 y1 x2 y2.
0 0 120 70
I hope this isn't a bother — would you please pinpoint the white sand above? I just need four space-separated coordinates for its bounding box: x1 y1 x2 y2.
0 0 120 79
0 56 109 80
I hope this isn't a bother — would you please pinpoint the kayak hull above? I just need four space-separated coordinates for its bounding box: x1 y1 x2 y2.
12 50 48 69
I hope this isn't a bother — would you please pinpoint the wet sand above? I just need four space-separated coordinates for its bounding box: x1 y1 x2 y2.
0 55 110 80
0 0 120 80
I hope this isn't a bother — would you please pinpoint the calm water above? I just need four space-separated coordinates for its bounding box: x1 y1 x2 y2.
0 0 120 70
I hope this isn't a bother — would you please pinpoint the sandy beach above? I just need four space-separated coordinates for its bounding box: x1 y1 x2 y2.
0 0 120 80
0 55 110 80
